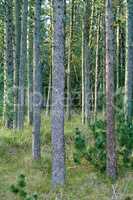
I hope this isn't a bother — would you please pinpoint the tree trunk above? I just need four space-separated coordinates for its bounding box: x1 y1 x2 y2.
105 0 117 178
14 0 21 129
28 0 34 125
3 0 14 128
82 0 91 124
32 0 42 160
17 0 28 129
52 0 65 186
94 15 100 120
124 0 133 122
66 0 74 120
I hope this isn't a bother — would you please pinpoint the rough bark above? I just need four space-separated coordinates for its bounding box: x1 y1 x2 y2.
17 0 28 129
32 0 42 160
105 0 117 178
52 0 65 186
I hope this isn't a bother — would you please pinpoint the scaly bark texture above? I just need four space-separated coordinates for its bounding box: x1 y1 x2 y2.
52 0 65 186
17 0 28 129
14 0 21 128
105 0 117 178
124 0 133 122
4 0 14 128
32 0 42 160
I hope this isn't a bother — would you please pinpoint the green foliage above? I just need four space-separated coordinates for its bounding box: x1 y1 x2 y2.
73 128 86 164
86 120 106 172
73 122 106 171
117 117 133 167
10 174 38 200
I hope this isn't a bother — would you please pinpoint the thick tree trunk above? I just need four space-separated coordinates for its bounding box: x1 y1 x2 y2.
28 0 34 125
17 0 28 129
14 0 21 129
105 0 117 178
52 0 65 186
32 0 42 160
3 0 14 128
124 0 133 122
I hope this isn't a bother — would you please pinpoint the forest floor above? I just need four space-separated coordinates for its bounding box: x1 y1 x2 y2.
0 116 133 200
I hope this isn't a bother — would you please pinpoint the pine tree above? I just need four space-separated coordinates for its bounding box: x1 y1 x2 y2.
105 0 117 178
51 0 65 186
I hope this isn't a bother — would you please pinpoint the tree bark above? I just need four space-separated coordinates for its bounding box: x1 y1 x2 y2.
66 0 74 120
94 15 100 120
14 0 21 129
3 0 14 128
28 0 34 125
52 0 65 186
32 0 42 160
17 0 28 129
82 0 91 124
105 0 117 178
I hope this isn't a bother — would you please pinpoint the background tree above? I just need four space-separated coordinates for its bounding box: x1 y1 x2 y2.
14 0 22 128
32 0 42 160
17 0 28 129
3 0 14 128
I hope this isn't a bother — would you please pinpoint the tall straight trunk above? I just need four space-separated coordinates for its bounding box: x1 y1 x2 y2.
14 0 21 129
28 0 34 125
116 7 120 90
94 15 100 119
46 0 52 117
124 0 133 122
105 0 117 178
17 0 28 129
3 0 14 128
82 0 91 124
81 18 85 124
32 0 42 160
52 0 65 186
45 69 52 116
66 0 74 120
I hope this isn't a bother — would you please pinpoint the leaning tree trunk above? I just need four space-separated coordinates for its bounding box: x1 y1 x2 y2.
3 0 14 128
14 0 21 128
32 0 42 160
52 0 65 186
105 0 117 178
124 0 133 122
28 0 34 125
17 0 28 129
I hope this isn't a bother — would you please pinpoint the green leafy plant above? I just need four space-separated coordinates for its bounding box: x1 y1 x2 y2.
117 117 133 167
73 128 86 164
10 174 38 200
86 120 106 171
